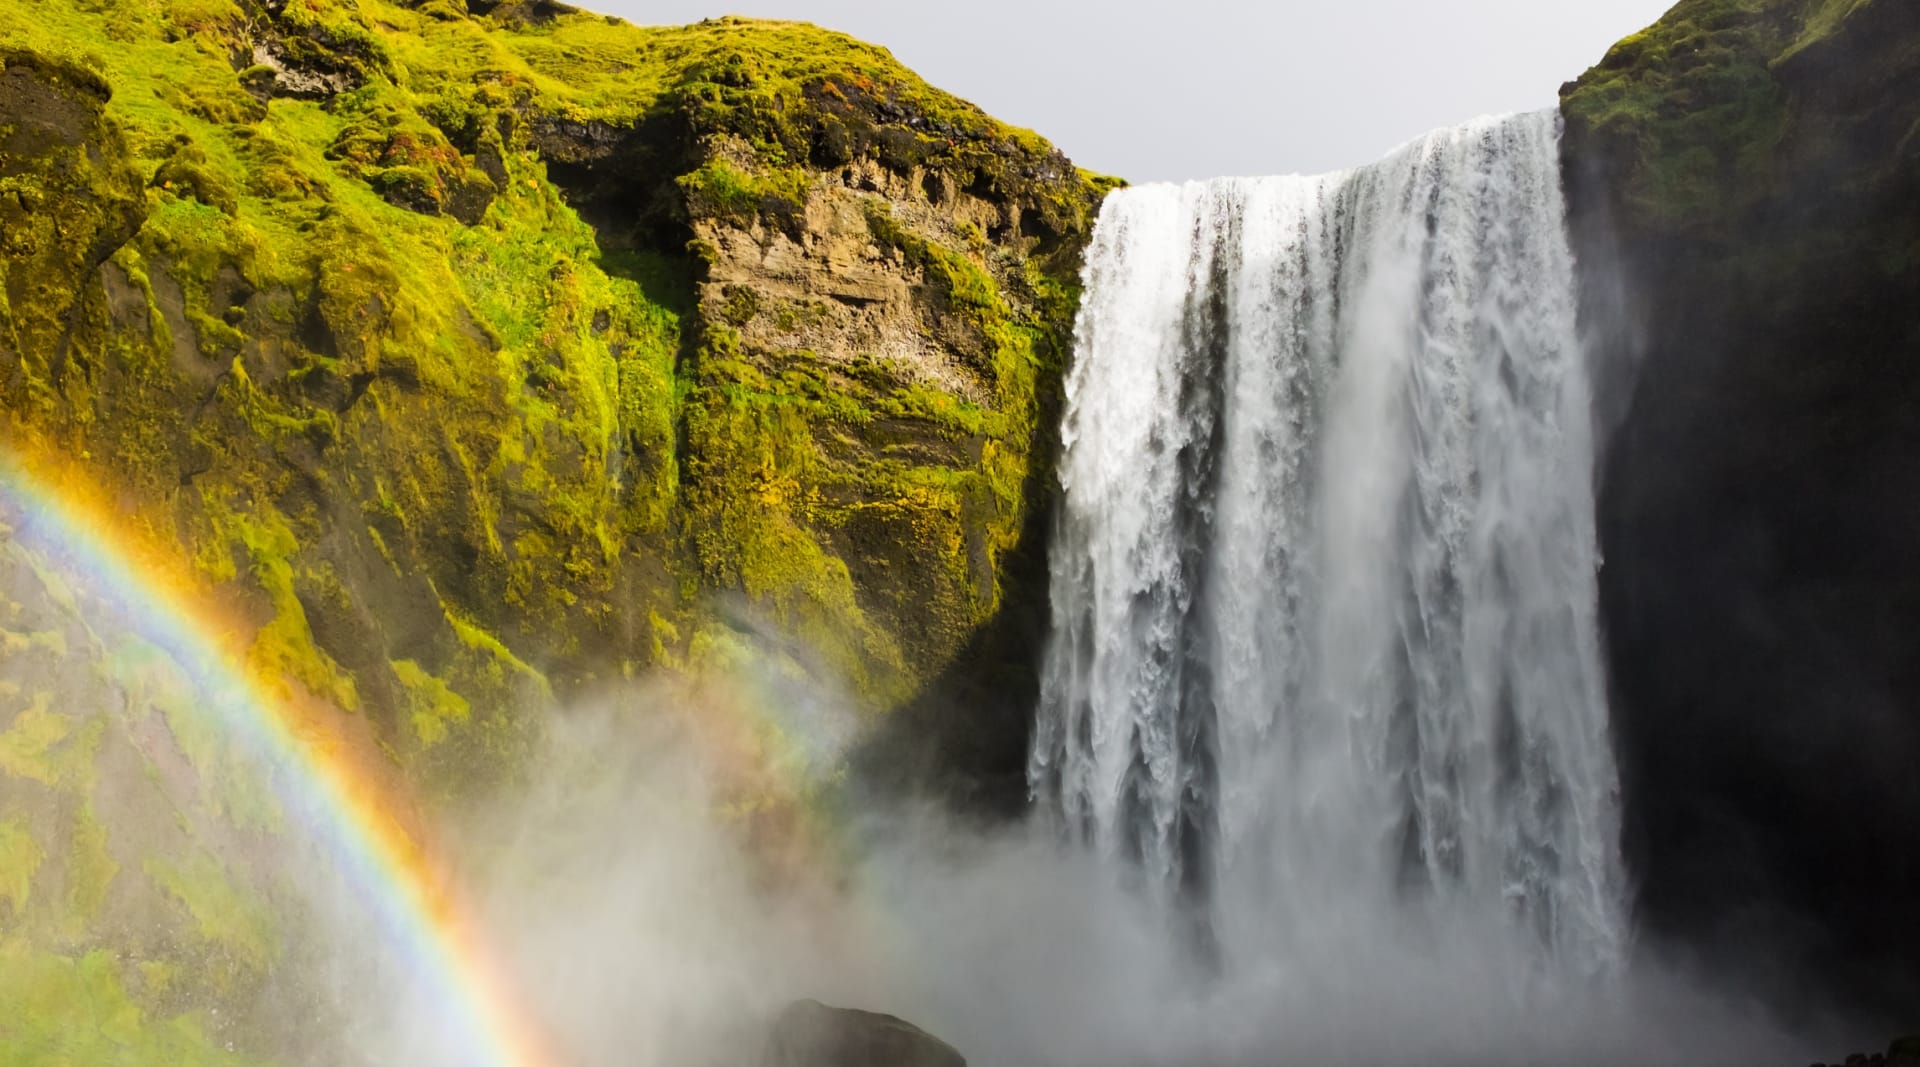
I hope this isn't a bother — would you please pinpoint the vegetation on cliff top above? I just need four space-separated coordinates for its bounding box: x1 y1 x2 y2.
0 0 1107 1057
1561 0 1792 224
0 0 1102 773
1559 0 1903 226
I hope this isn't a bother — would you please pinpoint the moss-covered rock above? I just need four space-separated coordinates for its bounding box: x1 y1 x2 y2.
0 0 1109 780
1561 0 1920 1024
0 528 334 1063
0 1 1110 1057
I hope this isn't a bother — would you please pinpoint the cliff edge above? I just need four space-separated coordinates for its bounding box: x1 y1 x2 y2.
1562 0 1920 1023
0 1 1108 1055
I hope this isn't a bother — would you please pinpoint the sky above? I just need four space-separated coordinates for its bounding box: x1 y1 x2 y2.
577 0 1677 182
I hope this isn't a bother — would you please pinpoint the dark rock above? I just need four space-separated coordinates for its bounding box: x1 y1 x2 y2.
0 47 146 394
1812 1037 1920 1067
247 38 358 100
763 1000 966 1067
1560 0 1920 1023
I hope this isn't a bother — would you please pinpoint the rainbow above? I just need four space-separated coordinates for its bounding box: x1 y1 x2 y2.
0 446 556 1067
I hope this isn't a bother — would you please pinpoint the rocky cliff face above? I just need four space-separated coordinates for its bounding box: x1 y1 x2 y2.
0 0 1105 1053
0 1 1107 777
1562 0 1920 1022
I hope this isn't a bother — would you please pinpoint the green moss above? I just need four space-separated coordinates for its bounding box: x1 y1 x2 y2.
460 13 1060 162
207 497 362 712
718 285 762 327
646 608 681 667
678 341 911 702
145 855 280 980
0 0 1102 1048
864 202 1049 550
392 657 472 747
0 629 67 657
0 692 102 790
0 941 261 1066
151 140 240 217
1561 0 1796 225
445 606 549 694
679 159 811 229
124 635 285 835
61 802 118 933
672 177 1088 701
0 819 43 919
1779 0 1873 60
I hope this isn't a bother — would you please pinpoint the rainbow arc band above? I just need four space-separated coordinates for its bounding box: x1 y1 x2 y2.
0 446 555 1067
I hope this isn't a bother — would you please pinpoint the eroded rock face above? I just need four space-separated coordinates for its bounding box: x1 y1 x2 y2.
0 50 145 399
1561 0 1920 1022
0 1 1110 795
0 1 1107 1052
670 124 1093 704
532 34 1114 795
764 1000 967 1067
698 156 990 401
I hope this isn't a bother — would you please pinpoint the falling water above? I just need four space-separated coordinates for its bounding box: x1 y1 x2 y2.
1030 111 1626 978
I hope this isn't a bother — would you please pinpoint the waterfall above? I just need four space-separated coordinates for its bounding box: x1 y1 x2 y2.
1030 111 1626 977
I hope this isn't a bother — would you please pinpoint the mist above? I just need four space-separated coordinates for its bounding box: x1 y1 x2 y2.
0 508 1842 1067
276 634 1818 1067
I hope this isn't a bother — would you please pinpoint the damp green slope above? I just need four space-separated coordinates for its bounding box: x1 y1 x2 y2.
0 1 1107 1059
1560 0 1917 225
0 0 1106 785
0 533 310 1064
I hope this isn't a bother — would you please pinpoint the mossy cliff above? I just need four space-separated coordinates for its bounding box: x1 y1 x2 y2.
0 0 1107 1056
0 0 1111 783
1561 0 1920 1022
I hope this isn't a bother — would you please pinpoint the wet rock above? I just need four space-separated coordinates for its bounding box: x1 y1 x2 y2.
247 39 358 100
763 1000 965 1067
1810 1036 1920 1067
1560 0 1920 1023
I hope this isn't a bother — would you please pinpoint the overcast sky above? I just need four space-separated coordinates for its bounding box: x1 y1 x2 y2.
577 1 1676 182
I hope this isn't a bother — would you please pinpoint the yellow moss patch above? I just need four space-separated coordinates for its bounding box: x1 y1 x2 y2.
0 628 67 657
211 500 362 714
0 819 44 919
0 693 103 790
0 940 260 1066
444 606 550 695
145 855 280 980
391 657 471 747
62 802 119 933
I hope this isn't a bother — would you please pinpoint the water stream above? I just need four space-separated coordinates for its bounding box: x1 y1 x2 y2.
1031 110 1626 978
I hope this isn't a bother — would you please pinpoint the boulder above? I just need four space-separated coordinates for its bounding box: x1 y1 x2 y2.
763 999 966 1067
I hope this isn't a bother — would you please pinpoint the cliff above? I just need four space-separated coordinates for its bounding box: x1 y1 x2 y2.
0 0 1106 1056
1562 0 1920 1023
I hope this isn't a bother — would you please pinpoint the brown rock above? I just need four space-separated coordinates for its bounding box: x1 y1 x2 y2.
763 999 966 1067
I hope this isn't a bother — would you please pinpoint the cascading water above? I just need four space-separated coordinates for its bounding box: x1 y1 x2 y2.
1030 111 1627 980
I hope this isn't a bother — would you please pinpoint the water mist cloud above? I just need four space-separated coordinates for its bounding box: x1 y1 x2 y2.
305 637 1819 1067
